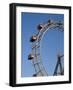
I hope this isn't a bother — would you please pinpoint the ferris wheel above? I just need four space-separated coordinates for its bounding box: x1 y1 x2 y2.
28 19 64 77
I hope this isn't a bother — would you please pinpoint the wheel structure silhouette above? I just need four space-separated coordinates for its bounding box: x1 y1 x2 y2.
28 19 64 77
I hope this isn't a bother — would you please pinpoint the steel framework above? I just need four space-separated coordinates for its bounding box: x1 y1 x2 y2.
28 19 64 76
53 54 64 76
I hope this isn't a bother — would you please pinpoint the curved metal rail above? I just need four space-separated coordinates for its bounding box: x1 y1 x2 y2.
28 19 64 76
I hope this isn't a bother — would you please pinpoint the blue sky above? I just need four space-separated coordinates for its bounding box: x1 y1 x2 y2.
21 12 64 77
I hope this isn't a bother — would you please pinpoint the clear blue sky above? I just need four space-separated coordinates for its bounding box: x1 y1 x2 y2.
21 12 64 77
